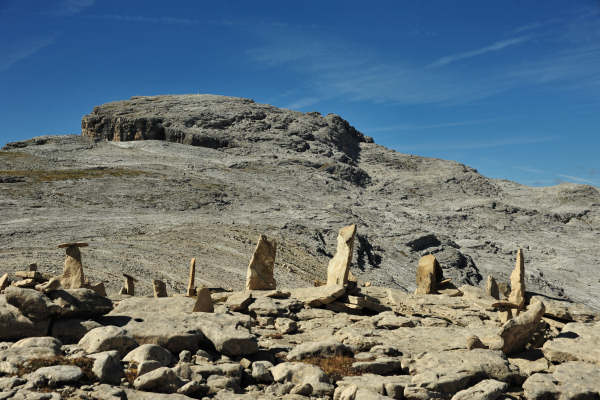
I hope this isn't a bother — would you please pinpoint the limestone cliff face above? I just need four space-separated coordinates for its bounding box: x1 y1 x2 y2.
81 94 372 158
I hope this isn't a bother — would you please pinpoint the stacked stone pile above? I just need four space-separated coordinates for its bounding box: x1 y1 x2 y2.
0 227 599 399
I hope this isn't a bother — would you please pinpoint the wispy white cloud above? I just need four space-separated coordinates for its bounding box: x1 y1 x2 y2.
87 14 200 25
557 174 599 185
514 166 546 174
55 0 95 16
395 136 557 152
427 36 531 68
368 118 498 133
0 36 56 72
284 97 321 110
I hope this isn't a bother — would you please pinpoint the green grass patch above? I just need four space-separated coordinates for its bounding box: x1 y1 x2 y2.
0 167 148 182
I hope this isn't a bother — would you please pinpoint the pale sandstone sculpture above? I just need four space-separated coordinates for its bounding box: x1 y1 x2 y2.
0 273 9 292
192 286 214 312
496 300 545 354
187 258 196 297
58 242 88 289
326 224 357 286
122 274 137 296
153 279 168 298
415 254 444 295
508 249 526 309
486 276 500 300
245 235 277 291
35 276 61 293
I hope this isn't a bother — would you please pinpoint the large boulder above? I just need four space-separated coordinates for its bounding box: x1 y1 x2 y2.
78 325 138 356
123 344 174 366
4 287 58 321
0 296 49 340
523 361 600 400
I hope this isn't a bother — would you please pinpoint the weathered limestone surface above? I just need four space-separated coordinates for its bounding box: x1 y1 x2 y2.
542 321 600 365
523 361 600 400
245 235 277 291
415 255 443 295
326 224 357 286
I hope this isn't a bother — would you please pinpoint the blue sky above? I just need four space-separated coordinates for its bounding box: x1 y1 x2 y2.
1 0 599 187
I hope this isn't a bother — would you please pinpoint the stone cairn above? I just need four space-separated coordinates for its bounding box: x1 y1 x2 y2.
1 230 596 400
245 234 277 291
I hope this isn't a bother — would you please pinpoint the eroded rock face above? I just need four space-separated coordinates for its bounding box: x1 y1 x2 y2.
542 321 600 365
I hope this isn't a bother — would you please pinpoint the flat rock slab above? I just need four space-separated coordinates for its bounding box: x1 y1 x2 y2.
406 349 518 394
529 295 599 322
523 361 600 400
288 285 345 307
103 296 257 356
28 365 83 387
47 288 113 318
542 321 600 365
450 379 508 400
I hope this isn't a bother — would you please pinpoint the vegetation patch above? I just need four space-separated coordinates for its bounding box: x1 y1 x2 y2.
18 356 95 382
124 362 138 386
300 355 362 382
0 167 148 182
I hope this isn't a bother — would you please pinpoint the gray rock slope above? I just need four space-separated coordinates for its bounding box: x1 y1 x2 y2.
1 94 598 308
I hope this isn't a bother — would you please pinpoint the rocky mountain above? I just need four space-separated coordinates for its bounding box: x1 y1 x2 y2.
1 94 599 309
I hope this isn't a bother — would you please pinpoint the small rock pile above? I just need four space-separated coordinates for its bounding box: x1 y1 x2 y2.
0 226 599 399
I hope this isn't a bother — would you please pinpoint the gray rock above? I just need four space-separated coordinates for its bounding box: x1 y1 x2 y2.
352 358 403 375
133 366 182 393
137 360 163 376
28 365 83 387
123 344 174 366
50 318 102 344
450 379 508 400
0 338 62 374
271 362 334 396
206 375 241 394
46 288 113 318
4 287 58 321
177 380 209 397
290 382 313 396
104 296 257 356
542 321 600 365
78 325 138 356
335 374 411 399
275 318 298 334
287 339 352 360
523 361 600 400
12 336 62 351
407 349 517 394
252 360 274 383
179 350 192 363
88 350 123 384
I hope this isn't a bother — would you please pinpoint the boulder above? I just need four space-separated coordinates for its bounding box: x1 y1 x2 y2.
123 344 174 366
88 350 123 384
0 296 49 340
0 340 62 375
78 325 138 356
133 366 182 393
4 286 58 320
450 379 508 400
271 362 334 396
252 360 274 383
542 321 600 365
415 255 443 295
28 365 83 387
245 235 277 290
326 224 357 286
